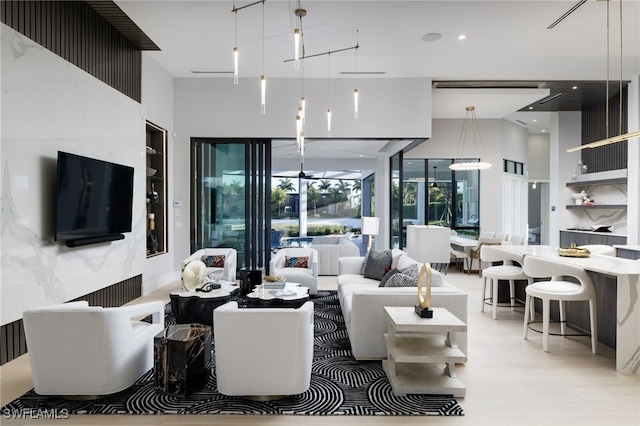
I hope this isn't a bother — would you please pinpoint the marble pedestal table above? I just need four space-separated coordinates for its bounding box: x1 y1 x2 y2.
154 323 212 397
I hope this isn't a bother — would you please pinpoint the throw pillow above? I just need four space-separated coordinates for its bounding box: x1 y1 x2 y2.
285 256 309 268
360 250 371 275
383 270 418 287
379 268 400 287
201 254 225 268
363 249 393 281
379 263 419 287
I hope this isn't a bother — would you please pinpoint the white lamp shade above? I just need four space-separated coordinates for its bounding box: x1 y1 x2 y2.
361 217 379 236
406 225 451 264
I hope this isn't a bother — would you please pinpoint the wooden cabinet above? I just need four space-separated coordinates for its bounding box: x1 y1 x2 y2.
146 122 168 257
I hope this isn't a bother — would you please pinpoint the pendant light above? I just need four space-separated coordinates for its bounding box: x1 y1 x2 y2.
432 166 439 189
233 5 239 85
567 0 640 152
449 106 492 171
327 52 332 134
260 0 266 114
353 30 360 119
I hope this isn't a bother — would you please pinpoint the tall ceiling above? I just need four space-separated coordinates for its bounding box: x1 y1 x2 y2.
112 0 640 137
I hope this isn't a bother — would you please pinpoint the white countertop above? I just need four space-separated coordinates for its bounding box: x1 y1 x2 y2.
499 245 640 276
614 245 640 252
562 229 627 238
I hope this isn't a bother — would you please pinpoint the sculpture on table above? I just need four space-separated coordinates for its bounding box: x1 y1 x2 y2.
415 262 434 318
181 260 206 292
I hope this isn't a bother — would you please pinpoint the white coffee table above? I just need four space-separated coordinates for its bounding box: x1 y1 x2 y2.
245 282 309 308
382 306 467 397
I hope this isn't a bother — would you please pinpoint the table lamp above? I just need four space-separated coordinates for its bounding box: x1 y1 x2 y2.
406 225 451 318
361 216 379 252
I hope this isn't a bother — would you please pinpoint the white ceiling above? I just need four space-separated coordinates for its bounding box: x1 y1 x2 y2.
116 0 640 142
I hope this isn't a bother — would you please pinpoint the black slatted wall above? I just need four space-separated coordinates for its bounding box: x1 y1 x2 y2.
581 87 628 173
1 0 142 101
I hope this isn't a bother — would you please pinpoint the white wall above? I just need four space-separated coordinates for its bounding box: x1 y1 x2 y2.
171 77 432 263
0 24 146 325
141 54 178 293
528 133 551 181
406 118 528 235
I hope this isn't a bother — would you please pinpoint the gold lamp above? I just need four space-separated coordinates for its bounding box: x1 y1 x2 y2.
361 216 379 251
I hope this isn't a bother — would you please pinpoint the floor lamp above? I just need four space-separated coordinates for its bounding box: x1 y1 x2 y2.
361 217 379 252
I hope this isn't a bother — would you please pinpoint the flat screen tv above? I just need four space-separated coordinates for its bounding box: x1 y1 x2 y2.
55 151 134 247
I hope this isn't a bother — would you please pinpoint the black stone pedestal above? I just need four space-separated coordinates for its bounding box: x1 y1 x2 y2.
154 324 211 397
240 266 264 296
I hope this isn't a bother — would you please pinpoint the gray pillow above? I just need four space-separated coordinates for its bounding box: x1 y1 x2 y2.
363 249 392 280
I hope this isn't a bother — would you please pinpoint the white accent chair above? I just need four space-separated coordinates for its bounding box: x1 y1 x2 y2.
22 300 165 397
213 301 314 397
505 234 526 246
269 247 318 294
522 256 598 353
480 245 532 319
183 247 237 283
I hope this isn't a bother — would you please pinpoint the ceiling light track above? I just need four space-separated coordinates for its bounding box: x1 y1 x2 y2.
284 43 359 63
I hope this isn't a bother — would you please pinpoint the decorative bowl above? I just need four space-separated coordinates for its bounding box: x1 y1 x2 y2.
571 192 586 205
146 167 157 177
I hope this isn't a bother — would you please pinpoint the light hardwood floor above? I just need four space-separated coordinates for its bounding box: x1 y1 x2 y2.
2 268 639 425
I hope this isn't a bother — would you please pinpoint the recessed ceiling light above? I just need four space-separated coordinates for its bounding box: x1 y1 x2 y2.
528 106 534 110
533 119 538 122
458 34 466 40
542 129 547 133
421 32 442 42
572 86 578 90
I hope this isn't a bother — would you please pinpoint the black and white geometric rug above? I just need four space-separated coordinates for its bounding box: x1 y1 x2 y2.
2 291 464 416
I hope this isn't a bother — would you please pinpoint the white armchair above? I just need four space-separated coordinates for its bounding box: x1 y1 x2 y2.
182 247 237 283
213 301 314 397
269 247 318 294
22 300 165 397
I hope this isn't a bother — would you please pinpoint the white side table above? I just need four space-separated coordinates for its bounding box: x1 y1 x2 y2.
382 306 467 397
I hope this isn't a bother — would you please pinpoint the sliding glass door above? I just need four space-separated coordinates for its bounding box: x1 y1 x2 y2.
191 138 271 270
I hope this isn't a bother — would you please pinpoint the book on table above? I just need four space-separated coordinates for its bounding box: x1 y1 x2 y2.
263 282 286 289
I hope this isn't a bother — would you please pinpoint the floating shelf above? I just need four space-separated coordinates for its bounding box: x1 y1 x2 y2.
566 177 627 188
566 204 627 210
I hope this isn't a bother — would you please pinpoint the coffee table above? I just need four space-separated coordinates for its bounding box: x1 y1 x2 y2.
170 281 239 326
244 282 309 308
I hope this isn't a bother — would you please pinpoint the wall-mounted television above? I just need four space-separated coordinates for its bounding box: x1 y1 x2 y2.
55 151 134 247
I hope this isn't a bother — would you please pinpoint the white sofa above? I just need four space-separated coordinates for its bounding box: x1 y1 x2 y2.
337 249 468 360
312 236 360 275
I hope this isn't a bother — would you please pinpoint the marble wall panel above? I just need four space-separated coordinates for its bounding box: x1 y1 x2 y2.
0 24 146 325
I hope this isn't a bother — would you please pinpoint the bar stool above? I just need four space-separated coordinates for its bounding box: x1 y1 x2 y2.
522 256 598 353
480 245 532 319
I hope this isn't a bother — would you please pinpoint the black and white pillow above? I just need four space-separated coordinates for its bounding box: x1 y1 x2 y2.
363 249 393 280
379 264 419 287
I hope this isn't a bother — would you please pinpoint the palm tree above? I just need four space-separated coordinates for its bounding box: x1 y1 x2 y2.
277 177 295 193
318 179 332 193
271 187 288 216
307 185 319 216
352 180 362 193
